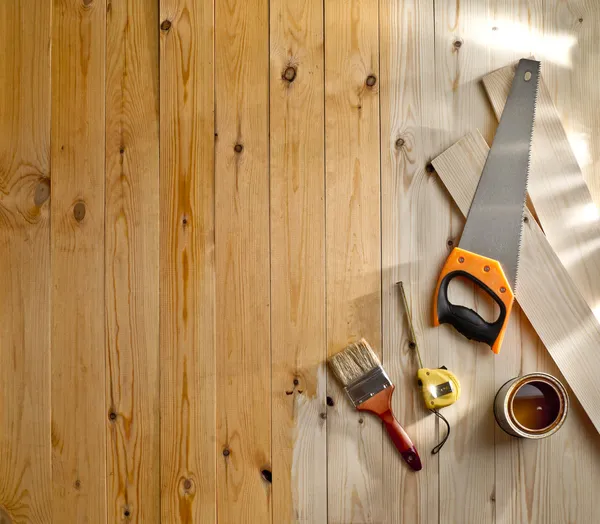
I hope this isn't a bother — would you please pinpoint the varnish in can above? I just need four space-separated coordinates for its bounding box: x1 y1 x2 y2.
494 372 568 439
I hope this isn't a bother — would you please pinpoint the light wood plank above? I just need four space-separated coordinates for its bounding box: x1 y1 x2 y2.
434 3 496 522
51 0 106 521
324 0 382 522
214 0 271 521
269 0 327 521
379 1 440 522
483 63 600 317
159 0 216 522
0 2 52 522
106 0 160 521
433 131 600 524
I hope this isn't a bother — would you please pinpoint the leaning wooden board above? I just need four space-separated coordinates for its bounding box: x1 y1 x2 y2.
432 131 600 433
483 64 600 318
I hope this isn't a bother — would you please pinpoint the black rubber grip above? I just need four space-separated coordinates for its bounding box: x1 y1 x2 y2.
436 270 506 347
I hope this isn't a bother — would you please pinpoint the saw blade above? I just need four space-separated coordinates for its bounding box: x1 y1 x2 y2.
458 58 539 290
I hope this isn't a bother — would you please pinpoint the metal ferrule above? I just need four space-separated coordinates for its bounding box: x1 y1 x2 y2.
344 366 392 407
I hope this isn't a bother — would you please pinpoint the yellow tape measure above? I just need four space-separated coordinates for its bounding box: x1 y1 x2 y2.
398 282 460 453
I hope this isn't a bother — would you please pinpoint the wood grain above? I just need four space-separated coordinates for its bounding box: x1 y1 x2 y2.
269 0 327 521
483 64 600 317
379 0 441 522
51 0 106 521
0 2 52 522
434 3 496 522
324 0 381 522
106 0 160 521
159 0 216 522
214 0 271 521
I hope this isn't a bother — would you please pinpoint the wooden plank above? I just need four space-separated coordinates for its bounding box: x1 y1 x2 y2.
214 0 271 521
159 0 216 521
483 64 600 317
324 0 381 521
432 131 600 434
379 1 439 522
434 3 496 522
51 0 106 521
269 0 326 522
0 2 52 522
106 0 159 521
433 131 600 524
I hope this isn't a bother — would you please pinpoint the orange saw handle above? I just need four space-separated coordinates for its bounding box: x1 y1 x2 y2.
433 247 514 354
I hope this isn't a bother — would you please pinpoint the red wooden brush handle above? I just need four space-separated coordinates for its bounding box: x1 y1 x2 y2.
357 386 422 471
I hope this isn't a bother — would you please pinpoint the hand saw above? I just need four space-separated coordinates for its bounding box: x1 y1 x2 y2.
433 58 540 354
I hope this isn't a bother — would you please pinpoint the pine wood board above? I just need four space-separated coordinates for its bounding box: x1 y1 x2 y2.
159 0 217 522
379 0 440 522
269 0 327 521
483 63 600 319
50 0 107 521
0 2 52 522
214 0 271 521
432 131 600 437
434 3 498 522
105 0 160 521
324 1 382 522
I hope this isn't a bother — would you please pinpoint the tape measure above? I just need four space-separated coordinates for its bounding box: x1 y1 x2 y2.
398 282 460 453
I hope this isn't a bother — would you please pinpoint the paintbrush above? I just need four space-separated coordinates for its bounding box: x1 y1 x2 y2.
328 338 422 471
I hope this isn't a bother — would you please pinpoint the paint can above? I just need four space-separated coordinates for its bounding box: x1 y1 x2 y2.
494 372 568 439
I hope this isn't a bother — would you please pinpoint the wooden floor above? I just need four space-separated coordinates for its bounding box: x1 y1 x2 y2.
1 0 600 522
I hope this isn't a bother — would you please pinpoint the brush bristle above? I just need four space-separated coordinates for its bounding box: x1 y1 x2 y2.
328 338 381 387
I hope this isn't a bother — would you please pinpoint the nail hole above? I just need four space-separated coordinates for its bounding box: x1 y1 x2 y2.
293 378 299 386
358 418 364 424
73 202 86 222
453 39 463 49
579 17 584 23
124 509 131 518
261 469 272 483
282 66 297 82
108 410 117 421
447 239 454 247
234 143 243 153
326 396 335 406
161 20 172 31
119 147 125 155
366 75 377 87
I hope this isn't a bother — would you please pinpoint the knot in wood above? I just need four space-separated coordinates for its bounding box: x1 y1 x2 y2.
73 201 86 222
161 20 172 32
395 137 405 149
282 66 297 82
234 143 243 154
366 75 377 87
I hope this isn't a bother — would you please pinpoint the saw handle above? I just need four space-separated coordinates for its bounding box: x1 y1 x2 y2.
433 247 514 354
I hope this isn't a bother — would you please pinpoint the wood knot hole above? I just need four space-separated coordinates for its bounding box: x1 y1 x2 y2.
123 508 131 519
282 66 297 82
108 410 117 421
425 163 435 174
161 20 172 31
523 216 529 223
358 418 364 424
222 448 230 457
74 479 81 490
261 469 272 483
366 75 377 87
579 17 583 23
82 0 93 6
326 396 335 406
183 478 193 490
395 137 405 149
447 239 454 247
34 179 51 206
73 202 86 222
234 143 243 154
453 39 463 49
293 378 299 386
320 412 327 419
408 341 416 350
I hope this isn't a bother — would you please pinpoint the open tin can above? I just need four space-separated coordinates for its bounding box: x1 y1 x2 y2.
494 372 568 439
